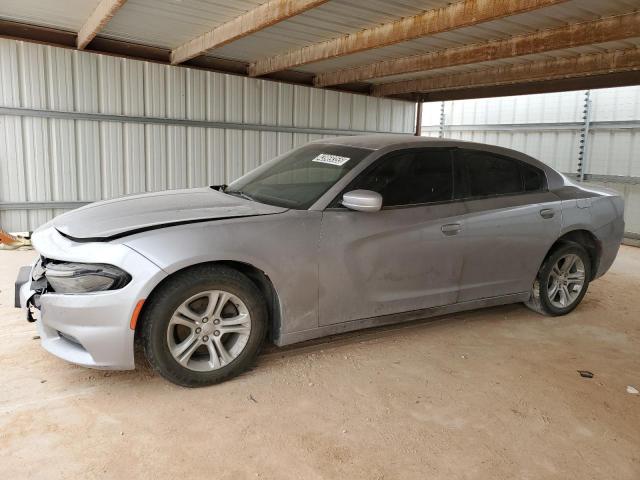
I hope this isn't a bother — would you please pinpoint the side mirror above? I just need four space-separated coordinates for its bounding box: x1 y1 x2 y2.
342 190 382 212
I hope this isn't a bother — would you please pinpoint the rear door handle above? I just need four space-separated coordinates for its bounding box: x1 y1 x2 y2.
441 223 461 236
539 208 555 219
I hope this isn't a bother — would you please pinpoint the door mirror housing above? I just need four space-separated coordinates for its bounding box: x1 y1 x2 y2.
342 190 383 212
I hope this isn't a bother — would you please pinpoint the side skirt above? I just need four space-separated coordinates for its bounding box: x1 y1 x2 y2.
274 292 530 347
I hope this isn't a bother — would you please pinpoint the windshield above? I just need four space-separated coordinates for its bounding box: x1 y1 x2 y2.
225 144 372 209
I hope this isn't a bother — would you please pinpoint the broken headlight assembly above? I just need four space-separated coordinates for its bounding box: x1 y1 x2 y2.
43 261 131 294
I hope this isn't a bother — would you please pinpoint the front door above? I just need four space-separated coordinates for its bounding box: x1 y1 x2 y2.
317 148 466 326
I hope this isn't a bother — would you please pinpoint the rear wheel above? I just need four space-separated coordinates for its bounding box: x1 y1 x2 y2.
140 265 267 387
525 242 591 316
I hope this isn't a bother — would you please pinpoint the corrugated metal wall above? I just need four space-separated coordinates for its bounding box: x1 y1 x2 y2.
0 38 416 232
422 86 640 236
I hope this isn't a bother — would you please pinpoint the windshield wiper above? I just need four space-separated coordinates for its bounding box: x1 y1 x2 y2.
224 190 256 202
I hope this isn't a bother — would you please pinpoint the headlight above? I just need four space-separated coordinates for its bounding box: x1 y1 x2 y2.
44 261 131 294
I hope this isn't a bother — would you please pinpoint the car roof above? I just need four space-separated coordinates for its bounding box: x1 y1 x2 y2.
311 134 475 150
311 134 567 191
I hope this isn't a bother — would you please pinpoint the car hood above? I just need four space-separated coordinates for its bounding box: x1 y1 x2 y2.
50 187 288 241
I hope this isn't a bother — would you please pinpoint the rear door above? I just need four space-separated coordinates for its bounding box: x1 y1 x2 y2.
317 148 466 326
454 149 561 301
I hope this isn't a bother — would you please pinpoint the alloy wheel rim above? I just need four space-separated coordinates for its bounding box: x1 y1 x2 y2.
167 290 251 372
546 254 586 309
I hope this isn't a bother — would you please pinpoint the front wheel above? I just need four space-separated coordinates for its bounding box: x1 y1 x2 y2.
140 265 267 387
525 242 591 316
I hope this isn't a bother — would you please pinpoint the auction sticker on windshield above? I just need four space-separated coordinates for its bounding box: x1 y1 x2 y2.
312 153 351 166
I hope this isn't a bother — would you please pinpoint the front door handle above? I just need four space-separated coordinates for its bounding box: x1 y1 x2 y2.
441 223 461 236
540 208 555 219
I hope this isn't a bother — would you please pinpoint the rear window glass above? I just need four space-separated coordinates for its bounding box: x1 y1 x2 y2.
461 150 523 197
456 149 546 198
522 163 545 191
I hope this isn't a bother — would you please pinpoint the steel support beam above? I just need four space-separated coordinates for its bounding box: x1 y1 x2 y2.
563 173 640 185
577 90 593 182
414 102 422 136
420 120 640 132
314 12 640 87
0 106 406 137
248 0 569 77
372 48 640 97
438 101 446 138
409 71 640 102
0 201 90 210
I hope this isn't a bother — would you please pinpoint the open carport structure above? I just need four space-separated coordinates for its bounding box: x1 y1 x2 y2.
2 0 638 100
0 0 639 230
0 1 639 479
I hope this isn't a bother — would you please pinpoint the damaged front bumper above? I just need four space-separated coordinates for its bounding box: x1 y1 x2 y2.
16 226 167 370
15 264 33 309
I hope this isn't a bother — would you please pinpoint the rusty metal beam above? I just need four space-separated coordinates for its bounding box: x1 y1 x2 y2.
77 0 127 50
372 48 640 97
171 0 329 65
248 0 569 77
405 70 640 102
315 12 640 87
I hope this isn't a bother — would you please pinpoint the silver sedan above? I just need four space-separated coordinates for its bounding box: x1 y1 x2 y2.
17 135 625 387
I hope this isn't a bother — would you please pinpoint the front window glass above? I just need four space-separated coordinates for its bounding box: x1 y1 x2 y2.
225 144 371 209
349 148 454 207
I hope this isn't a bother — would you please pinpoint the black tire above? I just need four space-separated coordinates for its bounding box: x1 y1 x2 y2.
525 242 591 316
139 265 267 387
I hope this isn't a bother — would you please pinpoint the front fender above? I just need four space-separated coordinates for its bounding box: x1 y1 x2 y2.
123 211 322 335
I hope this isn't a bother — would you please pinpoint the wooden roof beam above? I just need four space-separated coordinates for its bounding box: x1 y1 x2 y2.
170 0 329 65
77 0 127 50
315 12 640 87
248 0 570 77
371 48 640 97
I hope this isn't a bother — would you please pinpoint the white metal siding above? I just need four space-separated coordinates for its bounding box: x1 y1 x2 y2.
422 86 640 236
0 39 416 232
590 181 640 236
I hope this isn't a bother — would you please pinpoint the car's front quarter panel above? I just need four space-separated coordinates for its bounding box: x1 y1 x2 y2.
27 226 167 369
123 210 323 340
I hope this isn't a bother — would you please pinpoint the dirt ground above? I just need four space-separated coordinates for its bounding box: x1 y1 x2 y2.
0 247 638 480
